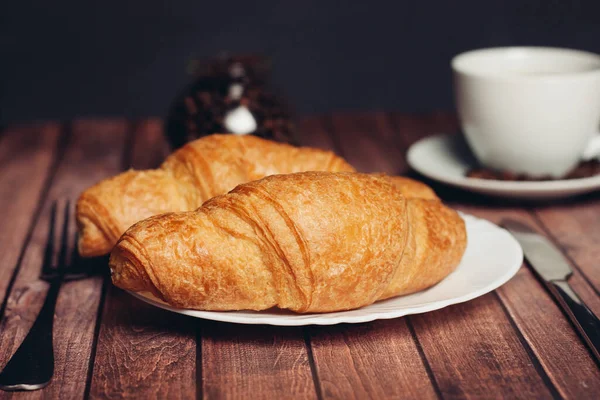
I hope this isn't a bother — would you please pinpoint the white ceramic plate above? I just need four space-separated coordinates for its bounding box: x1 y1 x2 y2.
128 213 523 326
407 134 600 200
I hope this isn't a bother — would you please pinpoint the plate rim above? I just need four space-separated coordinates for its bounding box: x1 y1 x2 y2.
407 133 600 194
126 213 523 326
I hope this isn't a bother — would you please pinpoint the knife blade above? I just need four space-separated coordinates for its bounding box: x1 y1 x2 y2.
502 218 600 365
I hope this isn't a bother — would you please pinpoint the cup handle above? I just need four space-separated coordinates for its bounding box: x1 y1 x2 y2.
582 133 600 161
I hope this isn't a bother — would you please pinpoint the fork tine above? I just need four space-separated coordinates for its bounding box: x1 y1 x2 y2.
70 231 80 267
66 231 88 280
42 202 58 276
57 200 70 270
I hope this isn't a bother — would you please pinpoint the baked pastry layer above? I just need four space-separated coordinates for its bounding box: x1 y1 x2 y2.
110 172 467 313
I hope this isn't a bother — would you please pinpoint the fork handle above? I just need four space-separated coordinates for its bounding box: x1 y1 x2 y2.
0 280 61 391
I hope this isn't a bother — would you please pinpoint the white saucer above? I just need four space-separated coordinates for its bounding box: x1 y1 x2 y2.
407 134 600 200
127 213 522 326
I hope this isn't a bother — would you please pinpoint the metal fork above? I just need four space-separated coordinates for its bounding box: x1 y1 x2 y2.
0 201 81 391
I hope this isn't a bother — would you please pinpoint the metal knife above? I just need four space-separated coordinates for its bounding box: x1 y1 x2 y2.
502 219 600 364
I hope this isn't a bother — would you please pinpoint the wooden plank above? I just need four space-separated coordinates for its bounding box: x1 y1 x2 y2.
455 205 600 318
451 205 600 399
309 320 438 400
297 116 338 152
129 118 170 170
389 113 600 397
89 120 197 400
0 124 61 311
330 113 558 398
330 112 403 174
497 267 600 397
534 198 600 294
185 118 327 397
89 286 196 399
388 111 457 156
201 321 317 400
410 294 554 398
299 114 439 399
422 111 460 137
388 112 431 146
0 120 129 399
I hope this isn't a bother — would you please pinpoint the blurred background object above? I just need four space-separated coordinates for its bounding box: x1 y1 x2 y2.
2 0 600 125
166 54 295 149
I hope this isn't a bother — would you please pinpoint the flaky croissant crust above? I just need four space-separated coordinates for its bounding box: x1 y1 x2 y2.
110 172 467 313
76 134 354 257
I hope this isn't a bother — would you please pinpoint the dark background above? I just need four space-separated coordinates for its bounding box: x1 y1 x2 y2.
2 0 600 125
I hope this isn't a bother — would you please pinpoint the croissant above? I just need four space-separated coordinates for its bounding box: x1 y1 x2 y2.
76 134 354 257
109 172 467 313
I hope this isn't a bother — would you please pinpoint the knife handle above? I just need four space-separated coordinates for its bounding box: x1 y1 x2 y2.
548 280 600 364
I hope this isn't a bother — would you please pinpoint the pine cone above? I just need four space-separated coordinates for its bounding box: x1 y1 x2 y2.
166 55 297 149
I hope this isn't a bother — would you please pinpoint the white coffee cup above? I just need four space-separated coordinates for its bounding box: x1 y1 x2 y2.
452 47 600 178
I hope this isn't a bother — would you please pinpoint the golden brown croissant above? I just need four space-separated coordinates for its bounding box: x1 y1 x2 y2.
76 134 354 257
109 172 467 313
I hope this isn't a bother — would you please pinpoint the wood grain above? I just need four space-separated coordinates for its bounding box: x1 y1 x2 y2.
0 120 129 400
0 114 598 399
302 114 439 400
330 112 403 174
456 206 600 399
297 116 339 152
89 120 197 400
410 294 554 398
534 197 600 294
309 320 438 400
387 113 600 398
170 115 322 399
128 118 170 170
455 205 600 317
498 268 600 397
0 124 61 310
336 114 557 398
89 286 196 400
201 322 317 400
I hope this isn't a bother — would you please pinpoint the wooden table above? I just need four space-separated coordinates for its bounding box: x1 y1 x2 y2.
0 113 599 399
